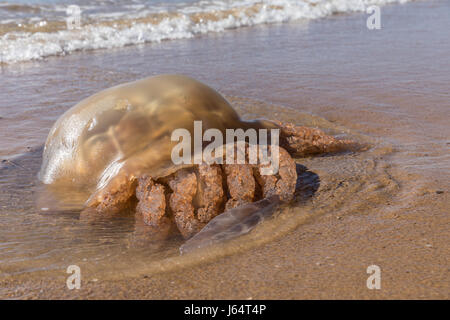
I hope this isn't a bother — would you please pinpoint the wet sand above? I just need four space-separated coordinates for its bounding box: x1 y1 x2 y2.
0 0 449 299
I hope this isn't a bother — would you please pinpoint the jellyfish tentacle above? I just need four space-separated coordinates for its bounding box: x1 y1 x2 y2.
223 164 256 210
254 145 297 202
168 169 204 239
85 170 137 213
270 120 358 156
135 175 167 226
196 163 225 223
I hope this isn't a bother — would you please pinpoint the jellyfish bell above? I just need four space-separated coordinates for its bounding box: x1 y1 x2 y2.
38 74 269 209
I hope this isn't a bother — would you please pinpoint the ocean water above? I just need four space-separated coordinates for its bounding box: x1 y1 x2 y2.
0 0 412 64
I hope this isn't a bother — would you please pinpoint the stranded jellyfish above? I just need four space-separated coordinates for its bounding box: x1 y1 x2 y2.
39 75 355 251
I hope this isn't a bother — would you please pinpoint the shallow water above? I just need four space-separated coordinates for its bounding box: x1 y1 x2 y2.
0 0 449 298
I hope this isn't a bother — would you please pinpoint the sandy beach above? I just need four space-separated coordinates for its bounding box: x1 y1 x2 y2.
0 0 449 299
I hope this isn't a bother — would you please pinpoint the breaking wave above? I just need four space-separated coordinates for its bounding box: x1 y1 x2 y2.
0 0 411 64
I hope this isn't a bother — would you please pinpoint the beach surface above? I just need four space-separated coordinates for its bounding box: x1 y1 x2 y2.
0 0 449 299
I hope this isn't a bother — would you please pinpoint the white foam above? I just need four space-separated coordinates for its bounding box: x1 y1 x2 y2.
0 0 412 64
